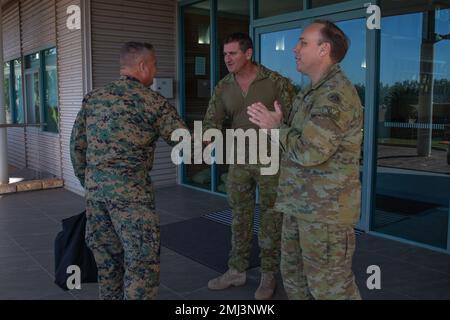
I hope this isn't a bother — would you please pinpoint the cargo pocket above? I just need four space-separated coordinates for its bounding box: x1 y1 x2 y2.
111 203 160 263
139 212 161 264
299 221 329 267
327 225 353 267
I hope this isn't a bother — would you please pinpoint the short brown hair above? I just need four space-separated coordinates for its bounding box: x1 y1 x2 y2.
223 32 253 53
313 20 349 63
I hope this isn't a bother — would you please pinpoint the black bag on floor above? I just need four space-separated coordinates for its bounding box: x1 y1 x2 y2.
54 211 98 290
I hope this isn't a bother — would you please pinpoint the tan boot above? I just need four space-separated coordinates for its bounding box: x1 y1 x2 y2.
208 268 246 290
254 272 276 300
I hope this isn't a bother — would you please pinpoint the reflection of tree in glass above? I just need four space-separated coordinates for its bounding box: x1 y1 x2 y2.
45 68 59 132
15 80 24 123
34 74 40 122
384 80 419 122
354 83 365 105
433 79 450 103
4 76 10 120
381 79 450 123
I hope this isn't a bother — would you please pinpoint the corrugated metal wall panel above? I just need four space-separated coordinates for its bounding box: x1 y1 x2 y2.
19 0 62 179
7 128 26 168
2 1 20 60
91 0 176 87
56 0 85 195
3 1 26 169
25 128 61 177
20 0 56 55
91 0 178 188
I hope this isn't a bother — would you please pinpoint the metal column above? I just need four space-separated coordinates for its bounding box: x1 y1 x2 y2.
0 4 10 185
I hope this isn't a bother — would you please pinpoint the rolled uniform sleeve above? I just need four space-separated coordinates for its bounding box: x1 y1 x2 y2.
70 100 88 187
279 100 351 167
156 99 188 147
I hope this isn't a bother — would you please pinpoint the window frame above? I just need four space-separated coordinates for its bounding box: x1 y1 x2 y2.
3 58 25 125
23 47 59 133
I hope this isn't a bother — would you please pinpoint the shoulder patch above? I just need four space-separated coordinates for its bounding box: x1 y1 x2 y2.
313 105 341 121
327 92 341 104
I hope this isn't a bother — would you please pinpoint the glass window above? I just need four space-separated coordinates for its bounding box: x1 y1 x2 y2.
25 71 40 124
182 1 212 190
336 18 366 106
257 0 302 19
13 59 24 124
3 59 25 124
372 7 450 249
213 0 251 194
25 52 41 125
43 48 58 133
260 18 366 102
310 0 347 8
3 62 12 124
25 52 40 69
260 18 367 225
261 27 306 91
24 49 58 132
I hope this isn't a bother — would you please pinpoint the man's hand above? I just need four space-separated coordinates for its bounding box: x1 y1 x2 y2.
247 101 283 129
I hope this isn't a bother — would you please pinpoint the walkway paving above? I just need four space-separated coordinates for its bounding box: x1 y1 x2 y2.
0 186 449 300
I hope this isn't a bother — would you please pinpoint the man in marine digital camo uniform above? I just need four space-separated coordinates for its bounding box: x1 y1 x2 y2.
70 42 187 300
248 20 363 299
204 33 296 300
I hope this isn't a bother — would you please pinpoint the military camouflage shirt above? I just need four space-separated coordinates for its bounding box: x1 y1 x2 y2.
70 75 187 205
275 64 363 225
204 64 297 165
204 64 297 131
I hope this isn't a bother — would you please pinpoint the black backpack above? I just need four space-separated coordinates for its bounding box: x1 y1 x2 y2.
54 211 98 290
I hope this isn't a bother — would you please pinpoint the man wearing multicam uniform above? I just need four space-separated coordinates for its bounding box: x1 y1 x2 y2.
204 33 296 300
248 20 363 300
70 42 186 300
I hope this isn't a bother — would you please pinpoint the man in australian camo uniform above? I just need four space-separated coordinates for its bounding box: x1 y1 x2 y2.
248 20 363 300
204 33 297 300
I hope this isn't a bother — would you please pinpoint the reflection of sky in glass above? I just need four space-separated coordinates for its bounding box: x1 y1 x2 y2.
380 10 450 84
260 18 366 88
261 28 306 87
380 13 422 85
337 19 366 86
260 10 450 90
434 8 450 81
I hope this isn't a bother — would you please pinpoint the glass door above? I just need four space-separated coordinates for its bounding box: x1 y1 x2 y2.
180 0 250 193
372 3 450 250
181 1 213 191
255 11 367 224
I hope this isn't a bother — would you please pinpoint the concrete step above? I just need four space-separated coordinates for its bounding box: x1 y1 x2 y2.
0 178 64 195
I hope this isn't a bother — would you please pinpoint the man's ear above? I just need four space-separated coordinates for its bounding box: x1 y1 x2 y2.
320 42 331 57
138 60 145 72
246 48 253 60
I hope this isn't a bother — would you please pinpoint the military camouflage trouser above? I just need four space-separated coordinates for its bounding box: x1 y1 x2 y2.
226 164 282 273
85 199 160 300
280 214 361 300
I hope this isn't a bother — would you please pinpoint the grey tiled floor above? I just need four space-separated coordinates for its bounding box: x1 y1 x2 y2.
0 185 449 300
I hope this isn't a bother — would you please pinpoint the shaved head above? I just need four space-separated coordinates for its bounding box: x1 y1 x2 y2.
120 42 154 69
119 42 157 87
